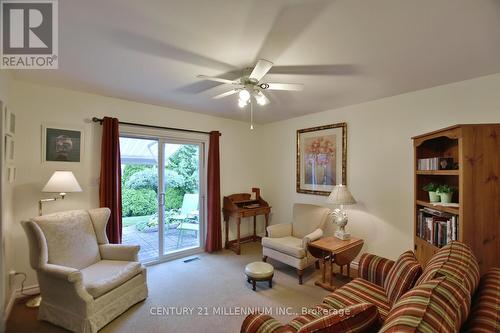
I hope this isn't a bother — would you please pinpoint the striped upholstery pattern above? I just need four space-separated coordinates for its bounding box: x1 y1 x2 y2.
383 251 422 305
296 303 380 333
358 253 395 287
379 277 471 333
288 304 338 331
241 314 294 333
241 303 380 333
462 268 500 333
323 278 391 320
416 241 480 294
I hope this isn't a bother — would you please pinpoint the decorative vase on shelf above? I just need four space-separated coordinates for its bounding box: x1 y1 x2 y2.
428 191 440 203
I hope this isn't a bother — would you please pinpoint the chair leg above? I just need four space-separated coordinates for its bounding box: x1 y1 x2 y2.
269 279 272 288
297 269 304 285
252 280 256 291
262 256 268 262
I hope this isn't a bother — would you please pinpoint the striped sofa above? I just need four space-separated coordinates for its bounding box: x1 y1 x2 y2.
241 241 499 333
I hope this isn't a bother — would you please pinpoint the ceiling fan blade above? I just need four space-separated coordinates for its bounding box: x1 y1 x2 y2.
197 75 239 85
266 83 304 91
249 59 273 81
212 89 239 99
256 1 328 62
270 64 360 76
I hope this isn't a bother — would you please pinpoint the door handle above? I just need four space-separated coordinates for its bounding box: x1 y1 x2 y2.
159 193 165 206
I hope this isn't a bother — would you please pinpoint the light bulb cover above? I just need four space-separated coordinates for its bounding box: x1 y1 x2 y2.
256 95 266 105
239 89 250 102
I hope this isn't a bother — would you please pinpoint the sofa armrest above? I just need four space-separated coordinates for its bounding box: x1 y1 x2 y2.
266 223 292 238
358 253 395 287
99 244 140 261
241 313 293 333
39 263 82 283
302 228 323 248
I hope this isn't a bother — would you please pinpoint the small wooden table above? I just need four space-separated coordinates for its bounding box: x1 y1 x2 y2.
308 237 364 291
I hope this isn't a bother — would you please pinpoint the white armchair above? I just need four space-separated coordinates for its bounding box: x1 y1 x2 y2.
262 203 330 284
22 208 148 333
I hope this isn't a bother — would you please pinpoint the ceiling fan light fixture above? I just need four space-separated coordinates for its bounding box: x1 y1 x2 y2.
255 94 267 106
238 89 250 102
238 99 247 108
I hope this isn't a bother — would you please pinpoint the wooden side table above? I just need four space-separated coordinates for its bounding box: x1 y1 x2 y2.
308 237 364 291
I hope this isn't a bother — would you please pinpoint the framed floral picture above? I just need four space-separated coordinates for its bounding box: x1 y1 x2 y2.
296 123 347 196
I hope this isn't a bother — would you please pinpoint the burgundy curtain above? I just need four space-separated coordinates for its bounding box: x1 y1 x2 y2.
205 131 222 252
99 117 122 244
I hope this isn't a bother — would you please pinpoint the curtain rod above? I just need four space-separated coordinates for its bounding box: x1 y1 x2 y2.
92 117 220 136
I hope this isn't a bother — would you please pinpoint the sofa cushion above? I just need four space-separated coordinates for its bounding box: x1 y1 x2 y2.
288 303 339 332
383 251 422 305
295 303 380 333
323 278 391 320
241 314 295 333
81 260 142 298
416 241 480 295
262 237 306 259
358 253 395 287
32 210 101 269
462 268 500 332
379 277 471 333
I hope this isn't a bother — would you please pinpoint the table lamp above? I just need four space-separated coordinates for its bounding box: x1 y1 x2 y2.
326 185 356 240
39 171 82 216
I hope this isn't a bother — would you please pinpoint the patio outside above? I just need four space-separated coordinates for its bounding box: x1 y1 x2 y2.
120 137 200 262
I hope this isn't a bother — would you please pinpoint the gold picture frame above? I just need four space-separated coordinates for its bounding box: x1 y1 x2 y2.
296 123 347 196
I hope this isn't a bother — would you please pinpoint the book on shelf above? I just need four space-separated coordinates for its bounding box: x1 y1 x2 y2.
416 208 458 247
417 157 454 171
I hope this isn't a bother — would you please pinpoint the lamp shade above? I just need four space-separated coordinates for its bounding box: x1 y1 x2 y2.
326 185 356 205
42 171 82 193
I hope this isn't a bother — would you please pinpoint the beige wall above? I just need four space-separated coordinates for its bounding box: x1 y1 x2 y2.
6 80 264 290
259 73 500 260
0 71 12 327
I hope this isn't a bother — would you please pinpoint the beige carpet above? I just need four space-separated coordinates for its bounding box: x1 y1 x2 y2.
7 242 354 333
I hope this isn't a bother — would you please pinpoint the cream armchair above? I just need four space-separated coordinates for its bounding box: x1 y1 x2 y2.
21 208 148 333
262 203 330 284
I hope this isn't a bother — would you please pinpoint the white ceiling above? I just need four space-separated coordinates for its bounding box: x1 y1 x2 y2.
13 0 500 123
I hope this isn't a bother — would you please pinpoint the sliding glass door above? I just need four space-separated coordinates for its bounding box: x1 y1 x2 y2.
160 141 203 255
120 135 205 263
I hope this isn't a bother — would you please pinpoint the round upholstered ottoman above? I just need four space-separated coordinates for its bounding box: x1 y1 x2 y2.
245 262 274 291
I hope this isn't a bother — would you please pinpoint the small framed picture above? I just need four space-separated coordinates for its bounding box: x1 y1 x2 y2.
42 124 84 163
4 107 15 137
7 166 16 183
5 135 14 164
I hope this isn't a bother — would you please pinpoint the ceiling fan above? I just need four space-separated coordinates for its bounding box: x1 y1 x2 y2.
197 59 304 108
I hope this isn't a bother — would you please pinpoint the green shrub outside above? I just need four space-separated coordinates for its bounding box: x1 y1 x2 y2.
122 188 157 217
121 145 199 219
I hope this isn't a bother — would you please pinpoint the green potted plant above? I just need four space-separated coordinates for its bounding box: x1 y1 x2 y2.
436 185 455 204
423 182 440 202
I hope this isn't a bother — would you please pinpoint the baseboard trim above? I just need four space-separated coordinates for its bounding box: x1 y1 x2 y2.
3 284 40 322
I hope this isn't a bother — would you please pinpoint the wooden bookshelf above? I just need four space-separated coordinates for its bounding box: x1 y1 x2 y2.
413 124 500 275
415 200 459 215
415 170 459 176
